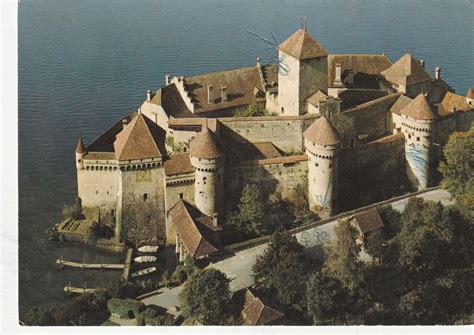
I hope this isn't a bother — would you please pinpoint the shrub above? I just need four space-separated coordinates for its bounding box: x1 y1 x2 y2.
107 298 145 319
234 103 267 117
137 307 173 326
23 307 56 326
90 222 114 239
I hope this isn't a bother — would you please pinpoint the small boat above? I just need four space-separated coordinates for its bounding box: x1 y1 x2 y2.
137 245 159 253
134 255 157 263
131 267 156 278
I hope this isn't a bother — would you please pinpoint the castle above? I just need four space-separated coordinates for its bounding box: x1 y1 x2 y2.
74 27 473 260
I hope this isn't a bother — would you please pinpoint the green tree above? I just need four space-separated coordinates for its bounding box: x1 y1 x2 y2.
323 219 364 295
288 184 318 223
364 229 387 263
23 307 57 326
233 183 267 236
378 205 402 239
306 271 350 325
252 231 307 307
179 268 231 325
438 125 474 219
399 198 453 275
234 103 267 117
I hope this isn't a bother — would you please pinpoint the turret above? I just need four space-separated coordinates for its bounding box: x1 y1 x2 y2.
277 27 329 116
304 116 341 218
75 134 86 170
466 87 474 108
189 123 224 220
399 94 435 189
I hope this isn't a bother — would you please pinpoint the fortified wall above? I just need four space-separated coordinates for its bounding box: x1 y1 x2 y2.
225 155 308 209
338 133 408 211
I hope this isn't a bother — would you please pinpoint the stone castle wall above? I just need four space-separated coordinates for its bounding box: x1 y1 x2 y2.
119 167 166 245
218 115 317 153
77 164 120 211
330 93 400 147
338 133 408 211
225 155 308 209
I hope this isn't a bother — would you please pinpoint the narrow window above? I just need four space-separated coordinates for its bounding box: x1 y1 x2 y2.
416 137 420 141
179 193 184 199
111 210 115 216
143 193 148 202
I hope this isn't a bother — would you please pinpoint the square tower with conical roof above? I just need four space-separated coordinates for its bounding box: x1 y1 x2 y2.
277 28 329 116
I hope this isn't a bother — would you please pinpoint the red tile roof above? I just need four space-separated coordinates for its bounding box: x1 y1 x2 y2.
169 200 219 258
307 90 328 106
303 116 341 145
189 125 223 159
399 93 435 120
382 53 432 87
467 87 474 99
75 136 86 154
351 207 384 235
241 289 284 325
328 54 392 88
438 91 472 116
113 113 166 161
164 153 194 176
278 29 328 60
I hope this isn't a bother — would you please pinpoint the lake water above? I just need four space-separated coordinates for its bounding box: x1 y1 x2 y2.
18 0 473 315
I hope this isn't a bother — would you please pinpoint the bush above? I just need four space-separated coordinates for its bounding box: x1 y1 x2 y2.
23 307 56 326
61 197 84 220
137 307 173 326
54 292 110 326
169 257 198 286
90 222 114 239
234 103 267 117
107 298 145 319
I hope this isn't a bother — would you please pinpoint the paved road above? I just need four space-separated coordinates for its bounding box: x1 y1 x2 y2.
141 188 453 311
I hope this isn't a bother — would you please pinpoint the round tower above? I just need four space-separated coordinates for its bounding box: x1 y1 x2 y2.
75 134 86 170
189 124 224 220
303 116 341 218
466 87 474 108
399 94 435 189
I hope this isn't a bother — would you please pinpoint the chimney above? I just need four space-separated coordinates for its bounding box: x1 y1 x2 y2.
346 70 354 86
207 85 214 104
419 59 425 68
435 66 441 80
122 119 128 129
165 74 171 85
212 213 218 227
333 63 343 87
146 89 152 101
221 86 228 102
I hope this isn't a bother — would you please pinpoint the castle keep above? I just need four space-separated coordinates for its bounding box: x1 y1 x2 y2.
74 28 473 260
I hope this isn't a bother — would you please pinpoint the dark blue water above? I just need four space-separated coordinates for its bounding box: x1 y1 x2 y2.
18 0 473 315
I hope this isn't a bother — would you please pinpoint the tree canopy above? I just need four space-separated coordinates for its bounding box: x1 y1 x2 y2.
306 271 350 325
438 124 474 219
323 219 364 295
179 268 231 325
234 103 268 117
252 231 308 307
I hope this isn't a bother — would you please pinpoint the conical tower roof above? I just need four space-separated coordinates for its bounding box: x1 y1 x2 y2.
304 116 340 145
113 112 165 161
381 53 431 86
399 93 435 120
278 29 328 60
189 125 222 159
466 87 474 99
75 135 86 154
